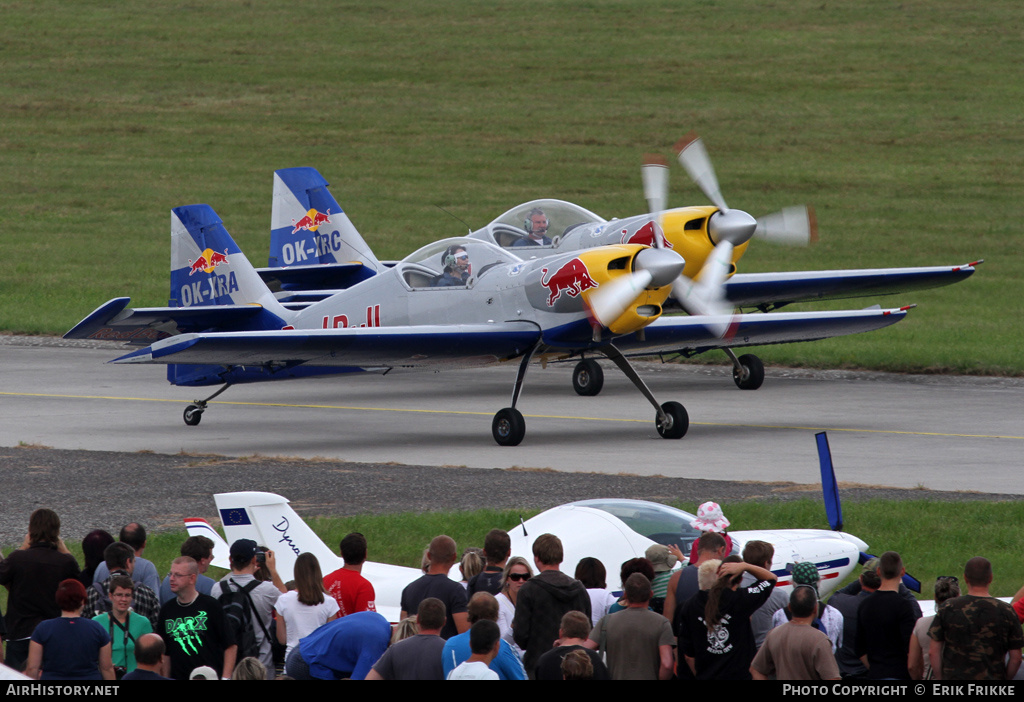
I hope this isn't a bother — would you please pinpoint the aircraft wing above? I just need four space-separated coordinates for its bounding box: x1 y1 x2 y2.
63 297 276 345
723 262 979 310
109 322 542 369
617 306 911 356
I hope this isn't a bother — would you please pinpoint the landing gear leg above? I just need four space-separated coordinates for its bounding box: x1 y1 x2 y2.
492 347 537 446
724 348 764 390
600 345 688 439
182 383 231 427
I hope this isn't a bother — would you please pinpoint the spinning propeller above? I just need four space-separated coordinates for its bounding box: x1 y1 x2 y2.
585 247 685 329
674 132 818 248
636 133 819 335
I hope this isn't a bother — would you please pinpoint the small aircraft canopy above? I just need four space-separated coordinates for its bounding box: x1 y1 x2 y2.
571 498 704 554
398 237 523 289
485 199 606 249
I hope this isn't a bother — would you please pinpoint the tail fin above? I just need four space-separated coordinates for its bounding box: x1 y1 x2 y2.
816 431 843 531
213 491 340 579
170 204 291 320
205 491 421 621
270 167 382 274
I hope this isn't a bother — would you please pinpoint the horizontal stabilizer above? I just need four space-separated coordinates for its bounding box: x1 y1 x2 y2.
64 297 272 345
257 261 376 292
725 262 980 309
183 518 231 569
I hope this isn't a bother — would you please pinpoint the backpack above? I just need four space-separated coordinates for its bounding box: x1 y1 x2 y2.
216 578 270 660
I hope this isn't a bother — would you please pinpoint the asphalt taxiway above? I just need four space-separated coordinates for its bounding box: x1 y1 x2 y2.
2 338 1021 496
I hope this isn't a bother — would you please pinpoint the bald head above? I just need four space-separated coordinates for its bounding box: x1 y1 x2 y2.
467 591 499 623
134 633 166 667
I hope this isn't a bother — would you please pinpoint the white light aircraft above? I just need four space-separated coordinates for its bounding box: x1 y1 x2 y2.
186 491 870 624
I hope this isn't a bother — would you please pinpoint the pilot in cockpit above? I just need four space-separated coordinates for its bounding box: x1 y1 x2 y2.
512 208 553 247
433 244 471 287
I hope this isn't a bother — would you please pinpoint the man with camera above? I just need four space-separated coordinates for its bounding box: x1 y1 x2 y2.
214 539 287 679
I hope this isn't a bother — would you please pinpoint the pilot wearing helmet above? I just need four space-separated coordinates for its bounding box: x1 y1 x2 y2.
433 245 471 287
513 208 553 247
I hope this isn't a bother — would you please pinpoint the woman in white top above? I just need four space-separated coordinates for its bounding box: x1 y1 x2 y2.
275 553 340 660
495 556 533 660
574 557 618 627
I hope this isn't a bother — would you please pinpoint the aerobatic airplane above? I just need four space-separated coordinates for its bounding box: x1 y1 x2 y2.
65 197 915 445
256 137 979 395
184 491 871 624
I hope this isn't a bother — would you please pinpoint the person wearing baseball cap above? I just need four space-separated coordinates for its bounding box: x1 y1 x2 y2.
769 562 844 654
644 544 683 616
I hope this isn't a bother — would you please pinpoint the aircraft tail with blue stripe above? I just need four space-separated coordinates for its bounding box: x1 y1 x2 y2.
167 204 301 386
66 204 294 346
170 204 292 318
261 167 382 296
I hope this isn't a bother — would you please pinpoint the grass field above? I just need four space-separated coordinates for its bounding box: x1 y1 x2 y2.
1 0 1021 373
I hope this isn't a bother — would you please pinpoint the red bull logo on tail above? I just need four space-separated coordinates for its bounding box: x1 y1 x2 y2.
188 248 230 276
540 258 599 307
291 208 332 234
621 220 671 249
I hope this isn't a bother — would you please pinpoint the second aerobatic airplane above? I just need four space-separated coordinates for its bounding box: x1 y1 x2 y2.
65 193 916 445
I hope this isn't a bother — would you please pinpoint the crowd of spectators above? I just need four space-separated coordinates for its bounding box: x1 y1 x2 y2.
2 506 1023 681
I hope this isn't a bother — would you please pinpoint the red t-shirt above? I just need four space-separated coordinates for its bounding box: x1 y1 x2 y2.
323 568 376 616
1013 597 1024 624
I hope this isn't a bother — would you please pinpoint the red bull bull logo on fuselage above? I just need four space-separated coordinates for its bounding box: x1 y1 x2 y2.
540 258 599 307
620 220 671 249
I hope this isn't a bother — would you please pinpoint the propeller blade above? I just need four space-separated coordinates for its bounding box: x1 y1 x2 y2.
674 132 729 212
754 205 819 246
586 269 654 328
641 154 670 215
671 241 736 337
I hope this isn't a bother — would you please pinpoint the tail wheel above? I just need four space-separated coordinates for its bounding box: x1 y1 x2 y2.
492 408 526 447
572 359 604 396
732 354 765 390
656 401 688 439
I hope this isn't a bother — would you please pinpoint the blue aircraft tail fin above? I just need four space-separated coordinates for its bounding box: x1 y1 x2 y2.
168 204 295 386
817 431 844 532
269 167 382 275
170 204 290 316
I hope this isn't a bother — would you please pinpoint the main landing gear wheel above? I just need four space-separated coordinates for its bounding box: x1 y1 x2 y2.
183 404 204 426
732 353 765 390
492 407 526 447
572 359 604 397
655 401 688 439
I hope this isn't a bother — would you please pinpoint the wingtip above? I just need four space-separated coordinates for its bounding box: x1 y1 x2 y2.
673 132 701 156
642 153 669 168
